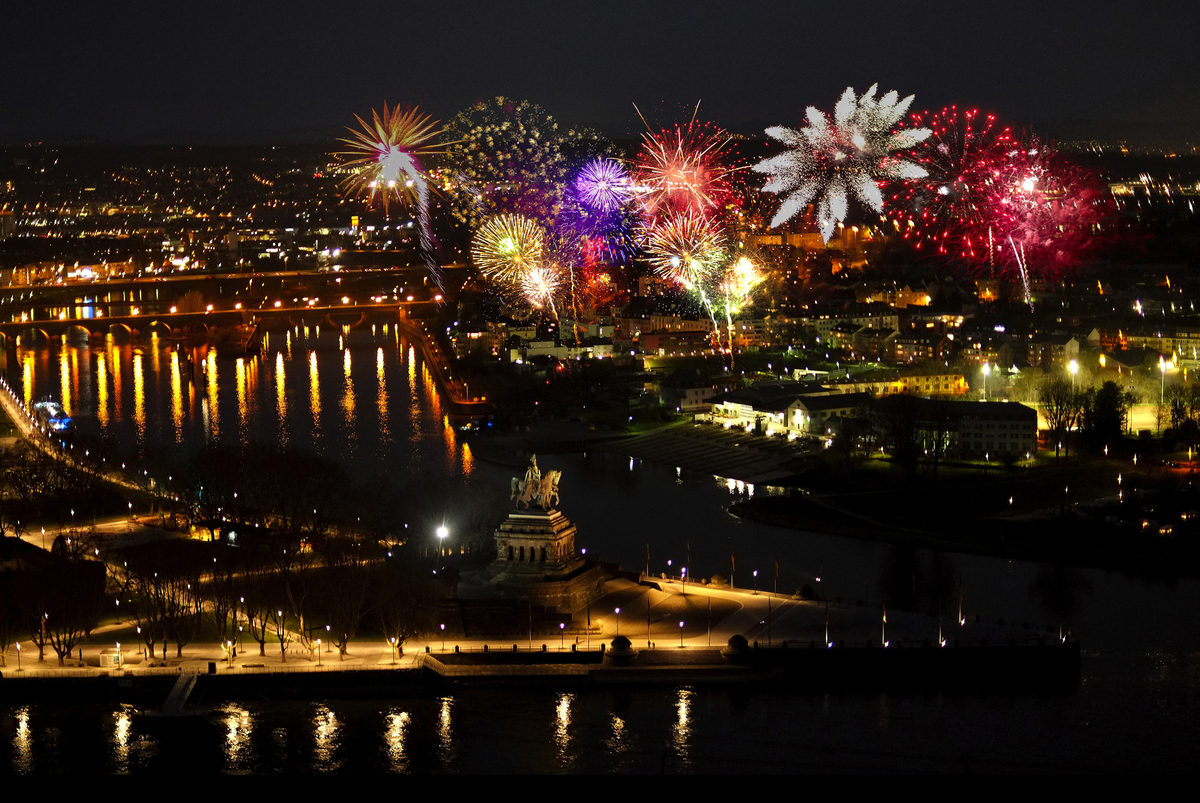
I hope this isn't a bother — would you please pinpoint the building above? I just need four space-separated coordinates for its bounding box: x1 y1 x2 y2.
658 368 716 413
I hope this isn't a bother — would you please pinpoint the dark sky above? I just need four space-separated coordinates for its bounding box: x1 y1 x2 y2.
4 1 1198 146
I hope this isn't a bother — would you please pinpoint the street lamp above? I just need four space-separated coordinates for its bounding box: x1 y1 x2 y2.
390 637 397 665
1068 358 1078 390
440 623 446 652
753 570 758 595
614 607 620 637
559 622 565 650
982 362 991 401
1159 357 1167 405
679 621 685 648
316 639 321 666
436 525 448 559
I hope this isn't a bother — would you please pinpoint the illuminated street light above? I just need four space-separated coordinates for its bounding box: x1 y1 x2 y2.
614 607 620 637
1068 359 1078 390
679 621 685 648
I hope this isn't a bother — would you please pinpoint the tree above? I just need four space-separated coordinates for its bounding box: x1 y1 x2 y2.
1082 381 1128 451
1039 379 1084 457
21 555 105 666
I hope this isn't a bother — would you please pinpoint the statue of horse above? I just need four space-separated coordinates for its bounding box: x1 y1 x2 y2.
538 469 561 509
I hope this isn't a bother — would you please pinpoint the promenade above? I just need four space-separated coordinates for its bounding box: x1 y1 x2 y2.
0 574 1059 683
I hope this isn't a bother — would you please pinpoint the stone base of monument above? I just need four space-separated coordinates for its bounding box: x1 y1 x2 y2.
487 507 609 611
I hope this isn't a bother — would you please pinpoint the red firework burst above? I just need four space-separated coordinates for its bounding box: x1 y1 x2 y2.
890 106 1013 262
977 139 1105 279
632 111 737 221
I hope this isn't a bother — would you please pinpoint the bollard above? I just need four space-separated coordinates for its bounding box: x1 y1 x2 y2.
513 644 518 652
483 644 488 653
454 645 460 654
425 645 430 653
571 643 577 653
542 644 547 652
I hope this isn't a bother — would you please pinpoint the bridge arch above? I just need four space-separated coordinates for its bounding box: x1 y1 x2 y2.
143 320 173 339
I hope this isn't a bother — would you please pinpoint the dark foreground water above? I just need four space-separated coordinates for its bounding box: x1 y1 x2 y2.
4 325 1200 773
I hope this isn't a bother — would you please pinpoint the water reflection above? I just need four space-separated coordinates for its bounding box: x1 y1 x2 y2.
437 697 456 770
342 348 357 459
376 347 389 447
59 349 70 415
133 351 145 443
206 350 218 440
96 352 108 427
670 689 692 769
11 320 469 479
312 705 341 770
113 707 132 771
13 705 31 772
309 350 321 444
555 693 574 769
170 351 183 442
222 704 253 771
384 709 410 773
275 352 288 448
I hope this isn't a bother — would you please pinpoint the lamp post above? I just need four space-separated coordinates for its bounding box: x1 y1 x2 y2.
753 570 758 595
982 362 991 401
559 622 565 650
316 639 321 666
16 642 21 672
1159 357 1167 406
440 623 446 652
390 637 397 665
679 621 685 648
1068 358 1078 390
614 607 620 637
436 524 448 561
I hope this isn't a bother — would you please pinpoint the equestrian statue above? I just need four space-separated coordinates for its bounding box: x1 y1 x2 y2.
510 454 562 510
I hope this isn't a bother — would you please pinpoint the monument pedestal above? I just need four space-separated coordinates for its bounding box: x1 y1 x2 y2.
489 508 605 611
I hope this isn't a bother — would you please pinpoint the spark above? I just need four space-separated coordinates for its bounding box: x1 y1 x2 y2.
633 106 737 219
471 214 545 284
645 211 727 288
755 84 931 241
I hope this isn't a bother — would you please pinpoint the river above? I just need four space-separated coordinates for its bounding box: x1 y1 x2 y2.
2 321 1198 773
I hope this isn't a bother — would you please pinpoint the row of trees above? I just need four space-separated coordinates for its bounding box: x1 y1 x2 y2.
110 536 439 662
0 541 106 666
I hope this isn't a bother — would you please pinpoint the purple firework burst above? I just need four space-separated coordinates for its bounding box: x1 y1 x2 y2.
574 158 632 214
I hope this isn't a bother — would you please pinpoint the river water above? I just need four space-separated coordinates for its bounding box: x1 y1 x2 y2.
3 321 1199 773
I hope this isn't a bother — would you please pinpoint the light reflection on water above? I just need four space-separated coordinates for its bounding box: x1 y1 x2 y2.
554 693 573 770
312 705 341 770
13 706 31 773
10 320 468 480
384 710 409 773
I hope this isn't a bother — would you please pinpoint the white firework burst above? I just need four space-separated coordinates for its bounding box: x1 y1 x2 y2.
754 84 932 241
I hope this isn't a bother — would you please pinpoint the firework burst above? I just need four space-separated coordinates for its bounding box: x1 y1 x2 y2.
471 214 545 284
645 211 727 288
754 84 931 241
890 107 1013 261
337 103 446 212
632 108 737 219
520 265 565 316
337 103 447 285
975 139 1104 307
443 97 593 227
574 157 633 214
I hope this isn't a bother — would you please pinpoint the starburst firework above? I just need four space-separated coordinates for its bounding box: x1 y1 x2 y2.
633 111 737 219
337 103 447 285
337 103 446 213
645 211 727 288
520 265 565 314
471 214 545 284
755 84 931 241
890 107 1013 261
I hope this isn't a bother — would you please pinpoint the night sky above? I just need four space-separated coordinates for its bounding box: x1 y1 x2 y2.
4 1 1198 146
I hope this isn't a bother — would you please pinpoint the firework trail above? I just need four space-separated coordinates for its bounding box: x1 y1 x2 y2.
337 103 447 285
715 255 766 354
754 85 931 241
520 265 565 321
890 106 1013 261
